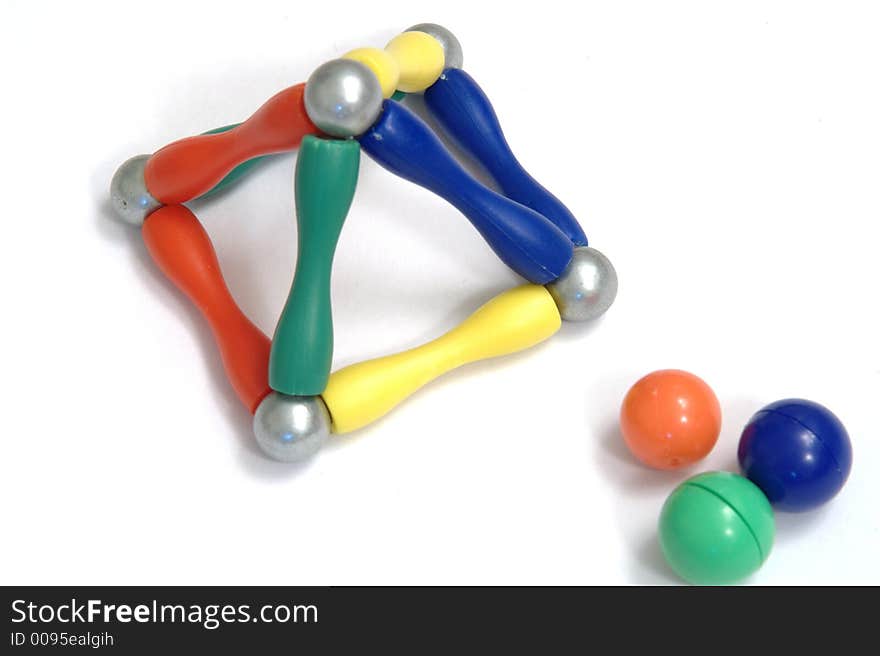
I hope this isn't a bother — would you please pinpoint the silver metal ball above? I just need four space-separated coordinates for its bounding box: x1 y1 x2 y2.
304 59 384 138
253 393 331 462
109 154 162 226
406 23 463 69
546 247 618 322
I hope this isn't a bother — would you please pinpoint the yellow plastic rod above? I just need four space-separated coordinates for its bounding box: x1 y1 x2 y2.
322 284 561 433
343 47 400 98
384 31 445 93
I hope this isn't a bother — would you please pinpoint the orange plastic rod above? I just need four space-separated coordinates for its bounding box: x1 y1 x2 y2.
144 84 319 204
142 205 271 413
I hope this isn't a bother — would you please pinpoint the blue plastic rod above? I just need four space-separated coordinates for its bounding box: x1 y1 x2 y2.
359 101 573 284
424 69 587 246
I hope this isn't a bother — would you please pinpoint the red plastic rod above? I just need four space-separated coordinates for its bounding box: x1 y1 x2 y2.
142 205 271 413
144 83 318 204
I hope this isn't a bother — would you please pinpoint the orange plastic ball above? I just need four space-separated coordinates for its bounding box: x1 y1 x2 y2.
619 370 721 470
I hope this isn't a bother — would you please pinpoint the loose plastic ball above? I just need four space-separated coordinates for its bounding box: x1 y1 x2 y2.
620 370 721 469
738 399 852 512
659 471 775 585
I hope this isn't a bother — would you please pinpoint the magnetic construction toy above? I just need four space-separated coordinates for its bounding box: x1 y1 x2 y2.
110 24 618 462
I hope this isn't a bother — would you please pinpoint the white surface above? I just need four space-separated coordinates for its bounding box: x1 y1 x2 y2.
1 0 878 585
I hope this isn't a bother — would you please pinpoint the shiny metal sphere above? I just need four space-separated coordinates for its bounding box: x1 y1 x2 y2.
109 154 161 226
304 59 384 138
253 393 331 462
406 23 463 69
546 247 618 322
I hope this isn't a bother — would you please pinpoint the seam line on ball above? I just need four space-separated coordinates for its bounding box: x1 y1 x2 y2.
759 408 845 476
684 482 765 562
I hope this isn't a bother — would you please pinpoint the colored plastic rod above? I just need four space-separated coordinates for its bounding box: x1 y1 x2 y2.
145 84 318 204
142 205 271 413
196 93 406 178
359 101 573 284
269 136 360 396
424 69 588 246
196 124 272 199
322 284 561 433
384 31 445 92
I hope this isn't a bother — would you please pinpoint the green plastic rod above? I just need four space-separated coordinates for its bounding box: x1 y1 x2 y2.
195 124 272 199
269 135 360 395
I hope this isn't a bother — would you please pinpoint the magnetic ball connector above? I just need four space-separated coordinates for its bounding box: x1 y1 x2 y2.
253 392 331 462
545 247 618 321
659 472 775 585
110 155 162 226
406 23 463 70
304 59 384 138
738 399 853 512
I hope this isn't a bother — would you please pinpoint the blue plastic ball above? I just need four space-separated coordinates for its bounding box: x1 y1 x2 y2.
738 399 852 512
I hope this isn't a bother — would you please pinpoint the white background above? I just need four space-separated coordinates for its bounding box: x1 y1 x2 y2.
1 1 878 585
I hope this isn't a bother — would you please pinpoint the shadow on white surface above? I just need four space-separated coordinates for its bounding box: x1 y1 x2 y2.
629 531 678 585
554 314 611 343
594 416 685 584
773 504 834 544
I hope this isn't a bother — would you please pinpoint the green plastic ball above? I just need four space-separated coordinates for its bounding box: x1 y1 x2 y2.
659 471 775 585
